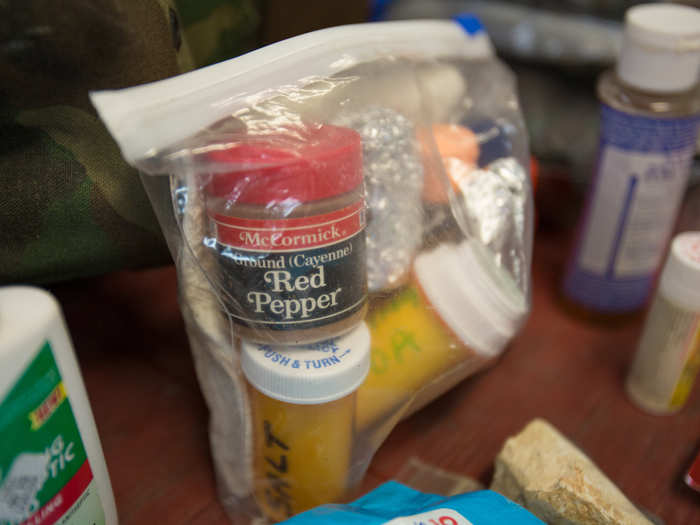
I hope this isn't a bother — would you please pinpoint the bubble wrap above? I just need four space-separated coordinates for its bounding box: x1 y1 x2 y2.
336 108 424 293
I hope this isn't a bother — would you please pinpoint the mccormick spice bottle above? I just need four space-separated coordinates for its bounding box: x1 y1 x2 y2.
205 124 367 344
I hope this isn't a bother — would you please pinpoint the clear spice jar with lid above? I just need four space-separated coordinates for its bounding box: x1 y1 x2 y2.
205 124 367 344
356 240 527 431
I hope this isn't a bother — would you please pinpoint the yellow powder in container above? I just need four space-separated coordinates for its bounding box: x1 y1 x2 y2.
241 324 370 521
356 241 527 430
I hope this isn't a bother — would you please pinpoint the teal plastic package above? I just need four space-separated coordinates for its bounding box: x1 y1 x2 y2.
280 482 544 525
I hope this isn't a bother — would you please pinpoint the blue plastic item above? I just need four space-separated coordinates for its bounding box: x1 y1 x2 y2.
280 481 544 524
370 0 395 21
454 14 485 36
464 118 512 167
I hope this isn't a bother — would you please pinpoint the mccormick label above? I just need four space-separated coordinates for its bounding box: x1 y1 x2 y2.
0 343 105 525
211 200 367 331
564 105 700 312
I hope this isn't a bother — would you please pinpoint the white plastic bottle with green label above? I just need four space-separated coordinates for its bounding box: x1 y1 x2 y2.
564 4 700 314
0 287 117 525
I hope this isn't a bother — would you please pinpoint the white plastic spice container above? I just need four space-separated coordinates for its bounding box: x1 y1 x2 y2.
356 240 527 430
0 287 117 525
241 323 370 522
626 232 700 414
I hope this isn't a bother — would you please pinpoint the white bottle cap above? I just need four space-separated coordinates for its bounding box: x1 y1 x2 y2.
241 323 370 405
617 4 700 93
0 286 61 391
413 240 527 357
659 231 700 311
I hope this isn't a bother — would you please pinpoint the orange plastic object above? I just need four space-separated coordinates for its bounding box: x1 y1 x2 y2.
421 124 479 204
530 156 539 193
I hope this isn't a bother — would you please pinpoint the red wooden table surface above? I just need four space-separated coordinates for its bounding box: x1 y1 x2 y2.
52 226 700 524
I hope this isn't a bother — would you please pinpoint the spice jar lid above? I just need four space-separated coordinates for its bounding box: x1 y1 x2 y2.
241 322 370 405
0 287 62 390
413 240 527 356
206 124 363 205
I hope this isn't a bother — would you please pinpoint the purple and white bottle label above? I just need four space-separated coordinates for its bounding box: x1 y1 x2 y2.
565 104 700 312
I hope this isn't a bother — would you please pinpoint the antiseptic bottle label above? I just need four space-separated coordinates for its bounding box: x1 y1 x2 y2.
0 342 105 525
565 105 700 312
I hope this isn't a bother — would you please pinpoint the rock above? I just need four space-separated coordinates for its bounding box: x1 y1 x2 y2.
490 419 653 525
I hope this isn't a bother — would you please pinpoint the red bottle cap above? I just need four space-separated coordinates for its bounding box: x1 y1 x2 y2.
205 124 363 205
686 449 700 492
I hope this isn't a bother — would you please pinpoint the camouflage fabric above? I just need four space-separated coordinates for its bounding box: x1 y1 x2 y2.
0 0 261 284
0 105 169 284
175 0 261 67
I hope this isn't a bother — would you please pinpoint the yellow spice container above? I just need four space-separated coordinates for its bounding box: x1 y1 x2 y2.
356 240 527 430
241 323 370 522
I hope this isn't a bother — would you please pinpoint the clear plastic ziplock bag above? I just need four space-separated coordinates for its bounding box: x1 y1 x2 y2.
91 17 533 523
